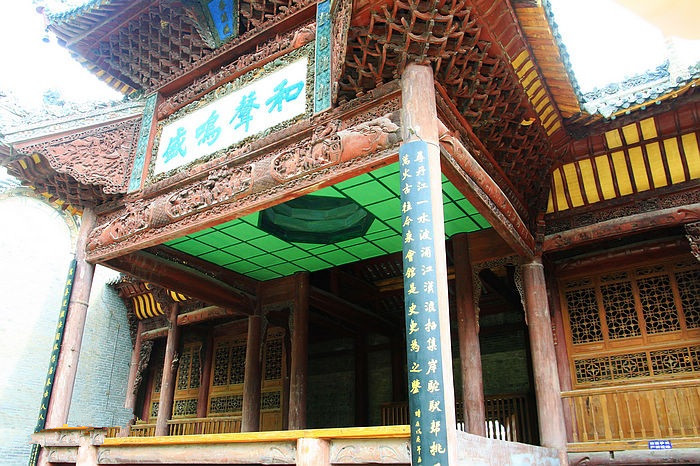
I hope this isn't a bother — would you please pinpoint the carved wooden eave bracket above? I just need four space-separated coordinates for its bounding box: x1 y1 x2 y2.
86 89 403 262
684 221 700 262
3 112 143 207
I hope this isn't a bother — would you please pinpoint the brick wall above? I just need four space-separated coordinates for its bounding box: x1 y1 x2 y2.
67 265 133 429
0 195 133 465
0 196 74 465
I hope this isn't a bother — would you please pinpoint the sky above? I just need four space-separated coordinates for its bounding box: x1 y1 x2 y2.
0 1 698 111
0 1 122 111
548 0 700 92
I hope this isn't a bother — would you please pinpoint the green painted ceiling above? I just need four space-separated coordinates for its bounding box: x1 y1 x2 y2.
165 162 490 281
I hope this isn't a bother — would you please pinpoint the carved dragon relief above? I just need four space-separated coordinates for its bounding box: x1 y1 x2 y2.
18 119 140 194
87 111 401 260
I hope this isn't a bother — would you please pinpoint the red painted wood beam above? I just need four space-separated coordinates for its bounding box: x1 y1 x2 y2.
105 250 253 311
543 203 700 252
438 125 535 259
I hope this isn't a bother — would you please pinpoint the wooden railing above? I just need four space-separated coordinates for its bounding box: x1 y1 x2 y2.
115 416 243 437
484 393 536 444
129 423 156 437
169 416 242 435
561 379 700 444
381 402 410 426
381 393 536 444
105 426 122 437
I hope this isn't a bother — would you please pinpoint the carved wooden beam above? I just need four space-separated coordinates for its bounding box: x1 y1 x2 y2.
148 244 258 296
86 101 401 262
544 203 700 252
309 287 394 336
177 306 240 326
437 124 535 260
105 250 254 311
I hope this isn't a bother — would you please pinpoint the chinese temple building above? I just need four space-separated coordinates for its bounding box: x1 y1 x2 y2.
2 0 699 465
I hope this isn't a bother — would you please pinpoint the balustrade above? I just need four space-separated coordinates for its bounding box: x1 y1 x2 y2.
561 379 700 447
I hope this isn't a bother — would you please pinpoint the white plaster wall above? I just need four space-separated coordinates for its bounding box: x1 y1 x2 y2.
0 195 73 465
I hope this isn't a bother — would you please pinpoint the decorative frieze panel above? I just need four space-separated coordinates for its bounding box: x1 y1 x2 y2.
86 93 401 261
261 391 281 410
210 394 243 414
18 118 140 195
173 398 198 417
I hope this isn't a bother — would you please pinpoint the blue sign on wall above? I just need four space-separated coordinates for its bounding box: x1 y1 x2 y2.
648 440 672 450
314 0 332 113
207 0 237 44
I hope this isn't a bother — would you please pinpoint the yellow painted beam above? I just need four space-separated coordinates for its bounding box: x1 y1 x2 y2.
103 425 411 447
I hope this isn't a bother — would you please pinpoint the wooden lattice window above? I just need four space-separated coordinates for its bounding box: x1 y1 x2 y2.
172 343 201 418
206 328 285 428
149 344 201 419
208 336 247 416
560 255 700 387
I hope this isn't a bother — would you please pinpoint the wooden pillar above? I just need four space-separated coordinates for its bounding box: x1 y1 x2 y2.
196 332 214 419
45 207 97 428
546 270 574 443
76 431 98 466
297 438 330 466
522 258 567 464
242 314 263 432
155 303 180 437
400 63 457 465
288 272 309 430
124 320 145 413
354 335 369 426
453 233 486 436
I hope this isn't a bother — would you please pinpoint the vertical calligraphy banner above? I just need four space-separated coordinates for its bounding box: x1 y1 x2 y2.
399 140 452 465
313 0 332 113
28 258 77 466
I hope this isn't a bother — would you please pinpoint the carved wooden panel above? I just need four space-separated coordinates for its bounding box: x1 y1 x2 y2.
560 254 700 387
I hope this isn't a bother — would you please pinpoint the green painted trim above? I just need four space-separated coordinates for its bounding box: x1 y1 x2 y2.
28 258 77 466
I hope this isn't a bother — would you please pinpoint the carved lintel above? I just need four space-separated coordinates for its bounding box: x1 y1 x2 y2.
86 110 401 261
544 203 700 253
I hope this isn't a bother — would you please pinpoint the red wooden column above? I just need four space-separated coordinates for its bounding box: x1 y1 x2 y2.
242 314 263 432
452 233 486 436
124 320 145 413
155 303 181 437
400 63 457 465
196 332 214 420
288 272 309 430
522 258 567 463
45 207 97 428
